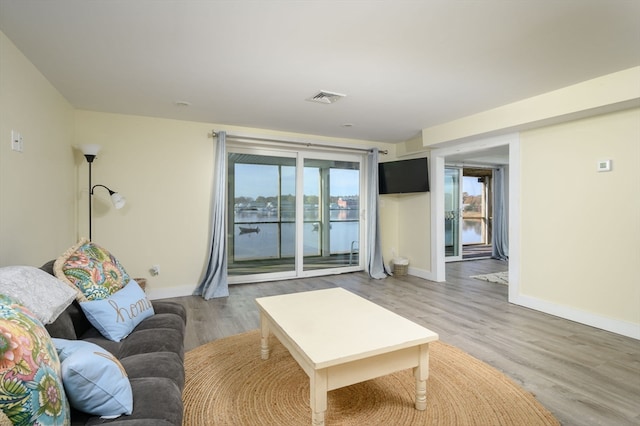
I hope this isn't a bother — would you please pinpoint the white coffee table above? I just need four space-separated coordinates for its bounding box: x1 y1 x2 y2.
255 287 439 426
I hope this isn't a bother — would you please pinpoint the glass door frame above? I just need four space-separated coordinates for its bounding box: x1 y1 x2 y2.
445 166 463 262
461 169 493 247
227 146 298 284
227 144 366 284
297 150 365 279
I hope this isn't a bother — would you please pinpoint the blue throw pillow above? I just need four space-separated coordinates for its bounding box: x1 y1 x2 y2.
52 339 133 417
80 280 154 342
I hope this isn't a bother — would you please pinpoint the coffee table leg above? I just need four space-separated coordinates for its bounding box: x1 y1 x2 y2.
414 343 429 410
310 369 328 426
260 314 270 360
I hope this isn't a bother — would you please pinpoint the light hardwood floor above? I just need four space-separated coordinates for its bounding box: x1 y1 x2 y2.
163 259 640 426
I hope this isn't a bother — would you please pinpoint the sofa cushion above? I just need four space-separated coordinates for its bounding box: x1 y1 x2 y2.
45 303 79 340
125 308 185 336
120 352 185 391
81 377 182 426
147 301 187 323
0 265 76 324
117 377 182 425
54 239 130 302
86 326 186 362
45 301 94 341
38 262 187 426
53 339 133 418
80 281 154 342
0 295 69 425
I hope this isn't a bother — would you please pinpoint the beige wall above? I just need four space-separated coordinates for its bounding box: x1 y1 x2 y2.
379 192 430 273
519 108 640 326
3 27 637 335
73 111 216 297
415 65 639 336
378 195 399 266
379 134 432 275
0 28 394 297
0 31 75 266
397 192 431 272
74 111 393 298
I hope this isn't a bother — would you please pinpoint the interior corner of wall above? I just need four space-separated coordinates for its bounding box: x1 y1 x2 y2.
395 133 428 158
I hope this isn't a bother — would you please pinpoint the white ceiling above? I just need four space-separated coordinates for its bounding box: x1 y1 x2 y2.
1 1 638 144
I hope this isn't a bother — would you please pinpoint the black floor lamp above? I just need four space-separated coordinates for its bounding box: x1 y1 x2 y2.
80 144 126 241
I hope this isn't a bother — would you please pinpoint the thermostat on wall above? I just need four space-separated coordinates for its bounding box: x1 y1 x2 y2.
597 159 612 172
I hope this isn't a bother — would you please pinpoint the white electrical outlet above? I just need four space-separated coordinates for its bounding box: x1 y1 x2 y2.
11 130 23 152
150 265 160 276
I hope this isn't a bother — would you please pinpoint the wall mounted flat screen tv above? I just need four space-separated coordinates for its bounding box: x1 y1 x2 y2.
378 157 429 194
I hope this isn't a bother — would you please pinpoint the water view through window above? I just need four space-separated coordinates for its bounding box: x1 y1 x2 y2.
462 176 485 245
446 168 492 259
228 152 361 278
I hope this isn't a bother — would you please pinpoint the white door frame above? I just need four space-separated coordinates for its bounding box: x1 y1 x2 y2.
296 150 366 279
444 166 464 262
430 133 521 302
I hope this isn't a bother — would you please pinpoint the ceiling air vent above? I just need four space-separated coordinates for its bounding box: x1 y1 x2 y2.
306 90 346 104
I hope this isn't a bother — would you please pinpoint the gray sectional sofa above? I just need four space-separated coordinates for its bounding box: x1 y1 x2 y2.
41 261 187 425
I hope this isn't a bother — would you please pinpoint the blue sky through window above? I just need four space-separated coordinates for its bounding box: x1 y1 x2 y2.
463 176 482 196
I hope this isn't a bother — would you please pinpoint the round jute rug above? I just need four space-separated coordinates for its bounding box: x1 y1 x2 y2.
183 330 559 425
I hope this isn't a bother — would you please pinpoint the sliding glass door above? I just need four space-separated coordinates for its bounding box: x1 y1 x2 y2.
445 167 462 261
461 171 492 246
228 151 297 278
302 157 361 272
228 147 363 283
445 166 494 261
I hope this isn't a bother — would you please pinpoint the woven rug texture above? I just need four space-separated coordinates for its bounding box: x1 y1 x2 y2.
183 330 558 425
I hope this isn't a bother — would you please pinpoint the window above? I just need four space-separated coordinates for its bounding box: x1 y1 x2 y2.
228 148 363 282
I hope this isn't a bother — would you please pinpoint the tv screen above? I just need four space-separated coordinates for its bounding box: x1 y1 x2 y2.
378 157 429 194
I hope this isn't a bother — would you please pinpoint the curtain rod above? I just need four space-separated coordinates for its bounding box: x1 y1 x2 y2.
208 130 388 155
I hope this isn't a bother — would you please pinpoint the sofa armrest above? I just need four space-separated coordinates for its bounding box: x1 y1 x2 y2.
151 301 186 323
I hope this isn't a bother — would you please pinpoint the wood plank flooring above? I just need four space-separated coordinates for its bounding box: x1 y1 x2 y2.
162 259 640 426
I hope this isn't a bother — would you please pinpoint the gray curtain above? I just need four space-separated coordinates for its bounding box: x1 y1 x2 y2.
194 131 229 299
492 166 509 261
366 148 389 279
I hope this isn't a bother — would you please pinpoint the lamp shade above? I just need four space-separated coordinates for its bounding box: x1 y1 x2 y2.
80 144 102 156
110 192 126 209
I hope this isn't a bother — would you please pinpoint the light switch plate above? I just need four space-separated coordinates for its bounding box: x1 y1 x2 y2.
597 159 611 172
11 130 23 152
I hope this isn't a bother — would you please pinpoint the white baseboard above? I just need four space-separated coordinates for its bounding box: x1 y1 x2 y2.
409 267 639 340
147 284 195 301
511 294 640 340
406 266 437 282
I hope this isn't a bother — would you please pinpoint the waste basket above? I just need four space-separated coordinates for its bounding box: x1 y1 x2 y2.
392 257 409 276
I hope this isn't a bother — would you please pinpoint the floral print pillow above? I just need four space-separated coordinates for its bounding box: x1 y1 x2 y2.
0 294 69 425
54 239 130 302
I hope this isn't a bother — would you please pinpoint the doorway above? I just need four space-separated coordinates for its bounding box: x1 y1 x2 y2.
444 166 494 261
430 134 519 295
461 168 493 259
